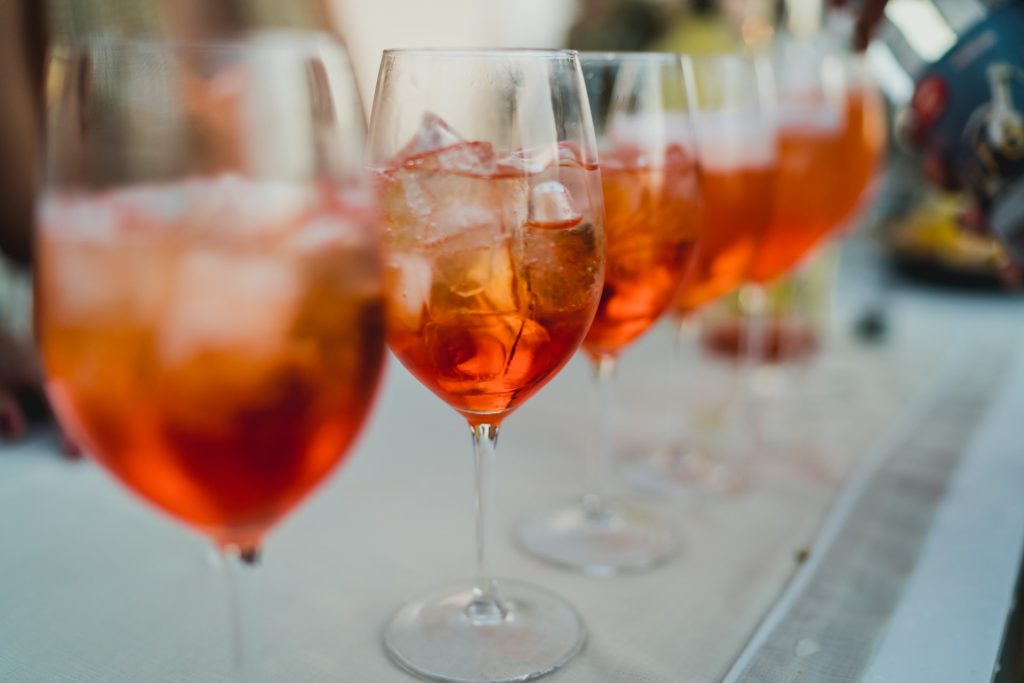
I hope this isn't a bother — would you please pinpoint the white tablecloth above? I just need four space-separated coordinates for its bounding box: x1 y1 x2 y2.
2 279 1023 682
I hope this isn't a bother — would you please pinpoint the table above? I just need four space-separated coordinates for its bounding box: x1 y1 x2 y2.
3 278 1023 682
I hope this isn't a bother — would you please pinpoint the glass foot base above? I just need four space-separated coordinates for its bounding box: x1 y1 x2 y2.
516 499 678 576
384 580 586 683
620 447 750 496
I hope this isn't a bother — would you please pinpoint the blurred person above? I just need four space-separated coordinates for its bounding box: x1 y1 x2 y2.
0 1 48 441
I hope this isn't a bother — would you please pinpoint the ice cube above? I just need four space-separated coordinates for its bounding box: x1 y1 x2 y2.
394 113 496 175
384 165 512 247
692 111 777 171
387 252 432 328
498 145 554 175
498 142 587 176
397 112 465 160
112 184 190 229
527 181 583 229
284 214 364 252
159 250 300 363
38 196 170 323
480 241 521 313
179 175 317 240
428 232 521 318
406 141 497 176
108 176 317 241
557 141 588 169
42 240 158 323
38 194 121 242
500 174 530 235
426 204 498 247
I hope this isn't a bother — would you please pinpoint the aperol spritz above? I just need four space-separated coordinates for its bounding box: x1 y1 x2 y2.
519 53 698 576
38 178 384 552
36 37 384 677
370 49 603 683
747 52 885 284
379 117 602 423
672 53 777 316
582 143 699 356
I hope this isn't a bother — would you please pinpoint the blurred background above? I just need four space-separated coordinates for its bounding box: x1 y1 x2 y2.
1 0 1017 440
22 0 1015 288
4 3 1019 679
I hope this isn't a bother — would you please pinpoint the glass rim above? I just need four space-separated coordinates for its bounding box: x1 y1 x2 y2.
684 49 765 62
578 51 683 63
382 48 579 60
683 50 772 68
55 31 344 56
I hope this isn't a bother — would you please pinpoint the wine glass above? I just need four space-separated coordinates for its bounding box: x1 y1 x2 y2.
35 35 385 676
369 50 604 682
517 52 701 575
742 38 884 308
730 41 886 444
732 41 886 422
625 52 778 494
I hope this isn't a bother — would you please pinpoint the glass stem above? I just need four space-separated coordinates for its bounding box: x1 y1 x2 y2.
220 544 260 682
671 317 699 453
739 283 769 447
583 355 616 517
469 423 505 623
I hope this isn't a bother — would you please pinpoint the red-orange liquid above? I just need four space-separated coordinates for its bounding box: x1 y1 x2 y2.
36 187 385 552
583 146 700 359
833 87 886 226
673 165 775 316
380 149 603 425
748 89 886 284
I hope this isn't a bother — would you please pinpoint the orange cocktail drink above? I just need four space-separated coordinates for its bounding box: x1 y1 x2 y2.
37 178 385 551
379 121 604 424
673 116 776 316
748 81 885 284
583 143 700 358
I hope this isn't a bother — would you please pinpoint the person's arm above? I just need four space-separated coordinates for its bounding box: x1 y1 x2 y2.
0 0 44 266
853 0 889 50
0 1 54 443
829 0 890 50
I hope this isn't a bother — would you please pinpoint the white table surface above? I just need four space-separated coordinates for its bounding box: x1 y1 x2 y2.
3 273 1024 682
